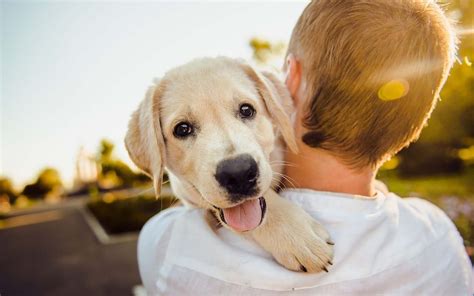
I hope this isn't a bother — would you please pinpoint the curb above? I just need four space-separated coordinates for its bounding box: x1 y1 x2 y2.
79 206 139 245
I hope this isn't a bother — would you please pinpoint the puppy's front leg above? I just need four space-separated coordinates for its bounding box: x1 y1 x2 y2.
250 189 334 273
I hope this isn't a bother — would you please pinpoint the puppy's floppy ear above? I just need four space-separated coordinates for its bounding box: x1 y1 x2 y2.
240 62 299 153
125 80 166 198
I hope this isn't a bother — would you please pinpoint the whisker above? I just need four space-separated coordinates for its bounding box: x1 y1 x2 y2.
273 171 298 189
169 197 181 208
270 162 298 169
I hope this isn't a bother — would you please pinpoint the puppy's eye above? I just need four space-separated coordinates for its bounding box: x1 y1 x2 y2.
239 103 256 119
173 122 194 138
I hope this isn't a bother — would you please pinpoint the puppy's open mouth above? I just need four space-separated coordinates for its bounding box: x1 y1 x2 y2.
216 197 266 232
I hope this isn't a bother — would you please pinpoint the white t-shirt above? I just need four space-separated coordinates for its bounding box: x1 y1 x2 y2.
138 189 473 295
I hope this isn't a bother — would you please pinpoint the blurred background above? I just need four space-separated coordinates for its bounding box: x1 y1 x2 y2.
1 1 473 295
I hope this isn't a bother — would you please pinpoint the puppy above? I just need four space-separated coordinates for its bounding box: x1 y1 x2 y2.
125 57 334 272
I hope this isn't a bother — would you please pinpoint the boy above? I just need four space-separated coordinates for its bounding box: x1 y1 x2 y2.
138 0 473 294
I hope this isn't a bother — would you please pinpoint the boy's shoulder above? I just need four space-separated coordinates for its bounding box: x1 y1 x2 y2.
396 194 458 235
374 180 457 236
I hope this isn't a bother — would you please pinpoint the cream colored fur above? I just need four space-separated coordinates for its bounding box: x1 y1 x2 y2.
125 57 333 272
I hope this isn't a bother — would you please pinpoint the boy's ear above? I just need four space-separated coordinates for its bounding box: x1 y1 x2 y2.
239 62 299 154
125 80 166 198
285 54 302 104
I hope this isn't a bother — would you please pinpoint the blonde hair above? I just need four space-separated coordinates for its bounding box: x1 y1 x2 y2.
287 0 457 168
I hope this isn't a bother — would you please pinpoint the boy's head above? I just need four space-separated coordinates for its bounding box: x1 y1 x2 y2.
285 0 457 168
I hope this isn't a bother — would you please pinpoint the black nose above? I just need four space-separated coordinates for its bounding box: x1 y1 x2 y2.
215 154 259 197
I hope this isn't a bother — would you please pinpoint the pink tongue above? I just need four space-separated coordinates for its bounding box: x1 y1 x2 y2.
222 199 262 232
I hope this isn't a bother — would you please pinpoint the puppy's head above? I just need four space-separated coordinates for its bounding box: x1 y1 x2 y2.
125 57 297 231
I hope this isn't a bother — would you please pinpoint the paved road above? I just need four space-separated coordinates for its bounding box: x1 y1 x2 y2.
0 205 141 295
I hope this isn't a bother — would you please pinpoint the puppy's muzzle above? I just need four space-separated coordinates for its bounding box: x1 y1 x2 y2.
215 153 259 199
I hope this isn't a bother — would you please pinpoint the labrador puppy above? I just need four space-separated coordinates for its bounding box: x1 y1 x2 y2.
125 57 334 272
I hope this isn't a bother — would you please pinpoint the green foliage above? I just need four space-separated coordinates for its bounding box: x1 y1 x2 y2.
99 139 115 161
97 139 150 188
378 168 474 202
0 177 17 203
101 159 149 187
398 143 464 176
249 37 286 65
87 195 177 234
21 168 63 199
416 54 474 146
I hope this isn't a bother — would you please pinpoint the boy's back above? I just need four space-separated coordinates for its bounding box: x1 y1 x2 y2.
138 189 472 295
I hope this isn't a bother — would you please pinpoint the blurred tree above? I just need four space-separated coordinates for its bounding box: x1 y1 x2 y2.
0 177 17 204
22 168 63 199
97 139 149 188
398 143 464 177
250 37 286 66
99 139 115 161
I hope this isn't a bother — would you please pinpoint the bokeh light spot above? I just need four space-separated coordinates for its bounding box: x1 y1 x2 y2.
103 193 116 204
381 156 400 170
464 56 472 67
458 146 474 161
378 79 409 101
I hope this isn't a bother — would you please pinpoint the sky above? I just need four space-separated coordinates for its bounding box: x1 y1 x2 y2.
1 1 308 188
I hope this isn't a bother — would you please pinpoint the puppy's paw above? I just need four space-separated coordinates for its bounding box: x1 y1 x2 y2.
271 219 334 273
251 190 334 273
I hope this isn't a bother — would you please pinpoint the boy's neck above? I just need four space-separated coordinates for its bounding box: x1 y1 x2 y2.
283 145 377 198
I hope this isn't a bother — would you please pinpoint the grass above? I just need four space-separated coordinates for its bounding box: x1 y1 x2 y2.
377 167 474 205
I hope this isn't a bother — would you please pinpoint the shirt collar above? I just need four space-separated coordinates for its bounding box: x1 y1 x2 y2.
280 188 387 214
